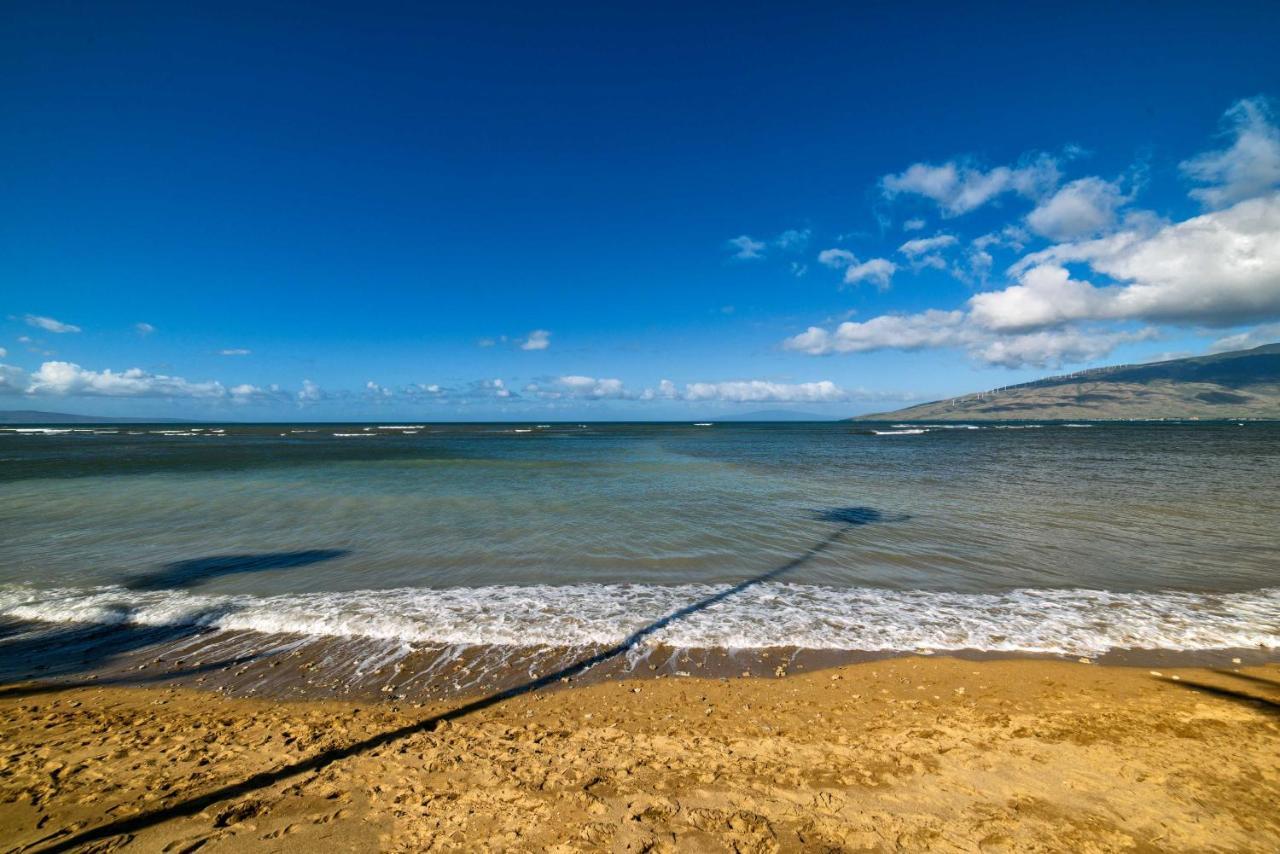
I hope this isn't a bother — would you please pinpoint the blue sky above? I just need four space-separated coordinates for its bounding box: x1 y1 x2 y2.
3 1 1280 419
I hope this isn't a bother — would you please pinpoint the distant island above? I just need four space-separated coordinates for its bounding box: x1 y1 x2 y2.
0 410 184 424
853 343 1280 422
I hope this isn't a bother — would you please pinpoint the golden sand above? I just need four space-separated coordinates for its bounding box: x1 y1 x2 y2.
1 657 1277 852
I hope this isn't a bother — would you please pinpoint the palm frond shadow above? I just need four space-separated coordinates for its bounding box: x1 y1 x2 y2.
29 506 904 854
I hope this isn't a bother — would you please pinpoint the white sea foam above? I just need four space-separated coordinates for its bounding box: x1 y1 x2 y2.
874 429 927 435
0 583 1275 657
333 433 376 437
1 428 75 434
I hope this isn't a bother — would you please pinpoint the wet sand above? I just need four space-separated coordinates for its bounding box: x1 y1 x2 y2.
2 657 1278 852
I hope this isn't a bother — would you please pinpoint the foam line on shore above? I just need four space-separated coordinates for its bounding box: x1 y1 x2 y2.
1 583 1276 657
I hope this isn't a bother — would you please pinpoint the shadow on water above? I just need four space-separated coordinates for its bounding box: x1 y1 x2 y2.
0 607 265 699
28 506 904 853
0 550 349 693
125 549 350 591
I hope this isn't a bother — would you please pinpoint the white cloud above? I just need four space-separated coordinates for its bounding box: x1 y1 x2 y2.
1004 193 1280 328
880 154 1060 216
817 248 896 289
844 258 897 289
898 234 958 257
521 375 861 404
403 382 445 397
972 225 1029 252
786 187 1280 368
775 228 811 250
971 327 1156 369
26 361 227 398
219 348 251 356
364 380 393 399
529 375 630 400
641 378 678 400
0 364 27 394
784 310 969 355
521 329 551 351
782 312 1152 370
968 264 1114 332
1182 97 1280 209
818 249 857 268
1207 322 1280 353
474 378 512 398
24 314 80 334
1025 177 1127 241
297 379 323 403
135 322 155 336
681 379 850 403
727 235 766 259
227 383 289 403
0 347 5 358
903 218 926 231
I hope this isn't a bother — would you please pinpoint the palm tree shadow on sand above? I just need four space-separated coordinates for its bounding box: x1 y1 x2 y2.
28 506 906 854
1158 670 1280 716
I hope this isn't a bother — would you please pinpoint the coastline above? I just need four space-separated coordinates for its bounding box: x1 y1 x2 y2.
3 656 1277 852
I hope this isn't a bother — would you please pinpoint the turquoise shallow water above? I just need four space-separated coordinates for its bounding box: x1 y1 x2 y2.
1 421 1277 657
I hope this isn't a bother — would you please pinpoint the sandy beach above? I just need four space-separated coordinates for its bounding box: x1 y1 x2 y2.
2 657 1277 853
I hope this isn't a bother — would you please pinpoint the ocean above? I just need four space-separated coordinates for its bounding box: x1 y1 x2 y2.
1 421 1277 697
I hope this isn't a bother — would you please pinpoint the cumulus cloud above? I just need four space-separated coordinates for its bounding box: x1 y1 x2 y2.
135 322 155 336
521 329 551 351
24 315 80 334
522 375 861 404
404 382 444 397
782 313 1152 370
26 361 227 398
1025 177 1128 241
219 348 251 356
227 383 290 403
970 327 1156 369
0 364 27 394
1207 322 1280 353
473 378 513 398
889 233 956 274
898 234 958 257
681 379 850 403
1182 97 1280 209
775 229 811 250
785 182 1280 368
1004 193 1280 328
364 380 393 399
784 310 969 355
817 248 896 289
727 235 766 259
880 154 1060 216
297 379 324 403
527 375 630 400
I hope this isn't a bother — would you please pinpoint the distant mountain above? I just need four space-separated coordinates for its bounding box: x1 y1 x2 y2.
0 410 186 424
852 343 1280 422
714 409 835 421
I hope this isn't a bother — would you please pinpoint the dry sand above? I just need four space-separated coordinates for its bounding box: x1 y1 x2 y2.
1 657 1277 853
